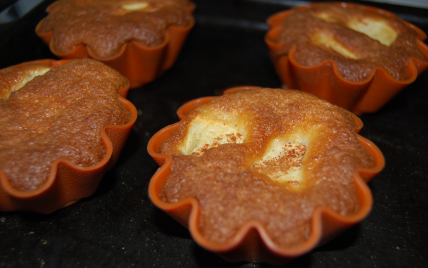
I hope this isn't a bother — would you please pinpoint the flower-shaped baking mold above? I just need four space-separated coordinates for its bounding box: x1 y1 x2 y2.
0 59 137 214
147 86 385 265
265 2 428 114
35 0 196 89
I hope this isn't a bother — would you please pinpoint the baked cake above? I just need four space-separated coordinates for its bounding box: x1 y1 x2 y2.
36 0 195 58
158 88 375 246
269 3 427 82
0 59 131 191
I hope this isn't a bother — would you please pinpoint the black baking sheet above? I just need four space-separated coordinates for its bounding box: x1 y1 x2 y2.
1 0 427 267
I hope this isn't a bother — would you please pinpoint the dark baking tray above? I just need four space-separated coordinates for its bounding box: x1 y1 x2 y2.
1 0 427 267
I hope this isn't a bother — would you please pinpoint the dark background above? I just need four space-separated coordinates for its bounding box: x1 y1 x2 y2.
0 0 427 267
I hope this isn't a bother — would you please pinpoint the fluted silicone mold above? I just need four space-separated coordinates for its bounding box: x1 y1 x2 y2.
0 59 138 214
35 1 196 89
265 2 428 115
147 86 385 265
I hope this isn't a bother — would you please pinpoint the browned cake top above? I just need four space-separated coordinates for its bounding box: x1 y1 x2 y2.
271 4 427 81
0 59 131 191
38 0 194 58
159 88 375 246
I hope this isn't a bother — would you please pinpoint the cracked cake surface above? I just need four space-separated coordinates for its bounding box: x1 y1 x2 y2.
158 88 375 246
0 59 131 191
37 0 194 58
270 3 427 82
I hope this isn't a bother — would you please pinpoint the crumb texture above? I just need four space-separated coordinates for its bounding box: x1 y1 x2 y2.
38 0 194 58
0 59 131 191
159 88 375 247
272 4 427 81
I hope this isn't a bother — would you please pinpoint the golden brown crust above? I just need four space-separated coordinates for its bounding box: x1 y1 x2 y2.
159 88 375 246
37 0 194 58
271 4 427 81
0 63 51 100
0 59 131 191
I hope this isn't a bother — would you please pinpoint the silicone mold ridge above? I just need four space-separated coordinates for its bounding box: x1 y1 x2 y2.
0 59 138 214
265 2 428 115
35 1 196 89
147 86 385 265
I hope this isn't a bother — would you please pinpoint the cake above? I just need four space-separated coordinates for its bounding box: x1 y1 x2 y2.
36 0 195 59
268 3 427 82
157 88 375 247
0 59 131 192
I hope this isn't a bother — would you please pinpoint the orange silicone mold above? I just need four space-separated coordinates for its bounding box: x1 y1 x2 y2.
35 1 196 89
265 2 428 115
0 59 138 214
147 86 385 265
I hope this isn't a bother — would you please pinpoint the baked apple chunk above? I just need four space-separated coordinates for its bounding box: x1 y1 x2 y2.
157 88 376 247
